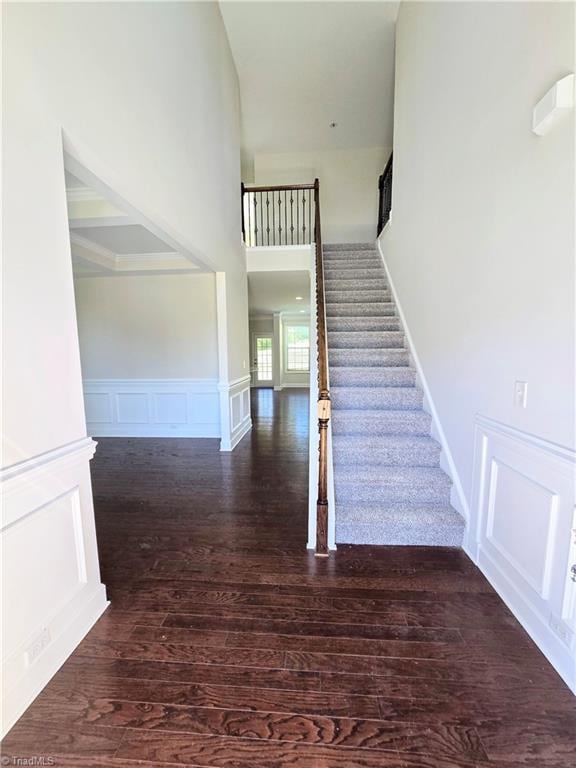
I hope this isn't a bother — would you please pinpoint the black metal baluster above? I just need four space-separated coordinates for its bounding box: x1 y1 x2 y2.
253 193 258 246
259 191 264 247
272 191 276 246
284 190 288 246
277 193 282 245
290 192 294 245
245 192 250 246
296 190 300 245
302 191 307 244
266 191 270 246
308 189 312 244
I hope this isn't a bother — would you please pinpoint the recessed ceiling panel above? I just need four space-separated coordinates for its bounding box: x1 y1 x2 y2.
73 224 176 255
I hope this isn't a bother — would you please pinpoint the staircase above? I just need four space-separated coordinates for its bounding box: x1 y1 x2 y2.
324 243 465 546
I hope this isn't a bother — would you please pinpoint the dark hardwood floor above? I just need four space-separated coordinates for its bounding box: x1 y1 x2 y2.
2 388 575 766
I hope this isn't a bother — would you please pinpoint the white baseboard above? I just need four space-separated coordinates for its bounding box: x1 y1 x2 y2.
83 378 220 438
219 375 252 451
468 414 576 693
1 437 108 736
1 585 108 737
376 238 470 525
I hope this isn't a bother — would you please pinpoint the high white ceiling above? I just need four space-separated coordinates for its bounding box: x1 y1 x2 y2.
248 270 310 315
220 1 398 160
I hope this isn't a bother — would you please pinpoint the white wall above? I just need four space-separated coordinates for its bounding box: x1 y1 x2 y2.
74 274 220 438
2 1 245 735
253 147 390 244
381 1 575 689
74 274 218 380
3 1 246 467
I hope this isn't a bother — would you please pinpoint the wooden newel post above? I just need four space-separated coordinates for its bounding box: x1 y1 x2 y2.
316 394 330 556
314 176 330 556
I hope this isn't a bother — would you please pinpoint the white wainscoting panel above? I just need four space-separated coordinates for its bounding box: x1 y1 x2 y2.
219 375 252 451
467 415 576 692
83 379 220 438
1 438 108 736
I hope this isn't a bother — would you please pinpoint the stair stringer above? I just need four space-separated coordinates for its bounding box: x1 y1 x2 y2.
375 237 471 529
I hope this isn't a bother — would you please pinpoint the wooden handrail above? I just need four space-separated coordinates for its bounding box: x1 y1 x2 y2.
313 178 330 556
243 183 315 193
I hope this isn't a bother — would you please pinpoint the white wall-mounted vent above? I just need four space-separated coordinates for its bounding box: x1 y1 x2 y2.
532 73 574 136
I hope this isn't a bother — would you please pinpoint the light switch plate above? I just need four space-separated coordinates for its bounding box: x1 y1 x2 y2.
514 381 528 408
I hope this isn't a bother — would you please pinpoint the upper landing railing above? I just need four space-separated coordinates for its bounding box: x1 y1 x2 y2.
241 180 330 556
241 183 315 247
377 153 393 236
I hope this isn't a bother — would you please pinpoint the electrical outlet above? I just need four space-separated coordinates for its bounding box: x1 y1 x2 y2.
514 381 528 408
549 614 574 646
26 627 51 665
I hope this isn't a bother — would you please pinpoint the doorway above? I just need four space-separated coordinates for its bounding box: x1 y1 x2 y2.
253 334 274 386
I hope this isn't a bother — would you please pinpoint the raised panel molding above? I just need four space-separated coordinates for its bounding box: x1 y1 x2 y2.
0 437 108 737
467 415 576 693
218 375 252 452
83 379 220 438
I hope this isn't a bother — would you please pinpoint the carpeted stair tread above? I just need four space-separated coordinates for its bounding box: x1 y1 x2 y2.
336 506 465 547
328 330 405 349
324 242 374 250
325 278 388 291
324 267 383 279
324 243 375 252
329 366 416 387
326 289 390 304
332 409 432 436
324 258 381 267
327 302 396 317
329 348 410 367
335 466 452 504
332 434 441 466
331 386 423 411
327 317 400 332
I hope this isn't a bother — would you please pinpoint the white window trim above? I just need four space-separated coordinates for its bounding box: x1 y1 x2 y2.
283 322 310 374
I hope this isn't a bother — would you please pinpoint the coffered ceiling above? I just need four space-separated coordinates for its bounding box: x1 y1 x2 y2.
66 172 204 277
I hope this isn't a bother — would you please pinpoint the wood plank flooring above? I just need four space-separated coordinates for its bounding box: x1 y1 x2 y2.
2 388 575 766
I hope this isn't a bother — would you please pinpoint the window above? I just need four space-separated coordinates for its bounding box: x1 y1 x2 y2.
285 324 310 372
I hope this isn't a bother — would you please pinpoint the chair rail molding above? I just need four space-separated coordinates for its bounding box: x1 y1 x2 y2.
218 375 252 451
83 378 220 439
468 414 576 693
1 437 108 737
